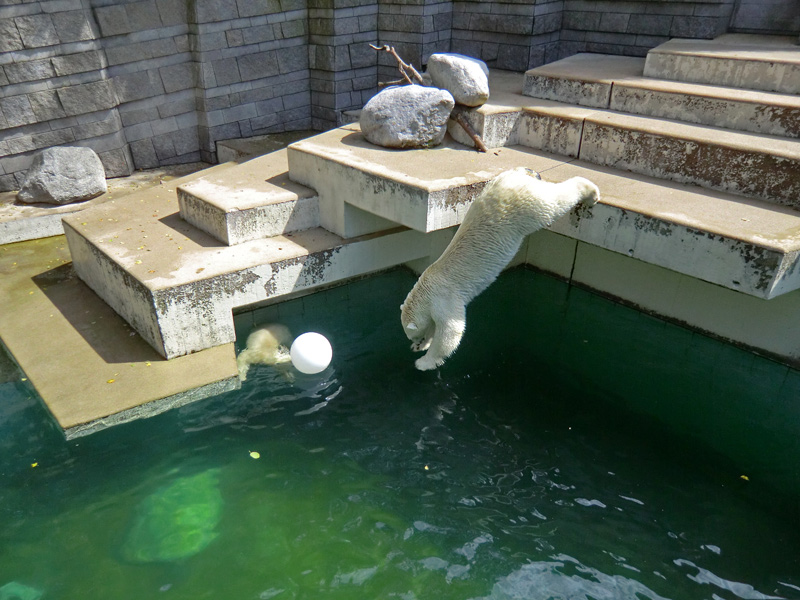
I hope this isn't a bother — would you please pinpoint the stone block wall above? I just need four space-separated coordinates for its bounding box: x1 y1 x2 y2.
0 0 794 191
560 0 736 58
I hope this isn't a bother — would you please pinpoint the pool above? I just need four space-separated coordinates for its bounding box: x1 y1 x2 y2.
1 268 799 599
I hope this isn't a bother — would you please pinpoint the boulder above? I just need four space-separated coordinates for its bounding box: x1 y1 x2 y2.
360 85 455 149
426 53 490 107
17 146 107 205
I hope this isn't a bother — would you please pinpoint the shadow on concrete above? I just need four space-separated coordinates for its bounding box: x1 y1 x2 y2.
32 263 165 365
158 212 225 248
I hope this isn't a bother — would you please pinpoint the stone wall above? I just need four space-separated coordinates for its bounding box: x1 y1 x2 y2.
0 0 794 192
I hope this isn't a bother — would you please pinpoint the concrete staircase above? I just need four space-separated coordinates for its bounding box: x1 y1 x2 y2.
63 34 800 368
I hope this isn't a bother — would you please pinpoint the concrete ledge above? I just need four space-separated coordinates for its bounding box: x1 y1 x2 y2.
63 165 452 358
539 160 800 300
286 123 570 236
177 150 320 245
643 34 800 95
523 53 800 138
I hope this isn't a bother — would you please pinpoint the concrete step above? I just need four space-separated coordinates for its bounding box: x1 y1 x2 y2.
62 165 450 359
177 149 320 245
286 123 572 238
579 110 800 209
285 120 800 299
454 96 800 208
643 34 800 95
523 53 800 139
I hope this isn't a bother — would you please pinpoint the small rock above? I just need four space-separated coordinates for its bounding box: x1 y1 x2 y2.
427 53 490 107
360 85 455 149
17 146 107 205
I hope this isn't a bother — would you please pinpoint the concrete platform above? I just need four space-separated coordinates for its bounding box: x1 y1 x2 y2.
0 162 210 245
643 34 800 94
523 53 800 138
0 235 239 439
177 149 320 245
287 124 571 237
62 164 451 359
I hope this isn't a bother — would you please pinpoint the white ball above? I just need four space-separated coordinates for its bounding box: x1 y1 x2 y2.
290 332 332 374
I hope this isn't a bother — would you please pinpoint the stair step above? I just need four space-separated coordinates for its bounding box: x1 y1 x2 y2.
541 159 800 300
177 149 319 245
643 34 800 95
63 166 446 359
523 53 800 138
579 110 800 208
286 123 570 237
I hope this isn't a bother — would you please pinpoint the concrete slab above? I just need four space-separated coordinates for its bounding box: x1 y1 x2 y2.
522 53 800 138
177 149 320 245
286 123 571 237
0 163 210 245
0 235 239 438
62 164 451 359
537 160 800 299
643 34 800 94
580 111 800 207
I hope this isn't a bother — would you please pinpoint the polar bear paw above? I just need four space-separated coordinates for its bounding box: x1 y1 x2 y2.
415 354 443 371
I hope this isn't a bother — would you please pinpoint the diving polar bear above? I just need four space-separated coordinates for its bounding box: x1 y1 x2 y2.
401 167 600 371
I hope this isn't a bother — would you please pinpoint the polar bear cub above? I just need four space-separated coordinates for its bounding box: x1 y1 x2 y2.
236 324 293 380
401 167 599 371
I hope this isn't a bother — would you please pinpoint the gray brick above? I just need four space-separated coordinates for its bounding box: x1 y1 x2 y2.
158 96 196 118
496 43 528 71
124 121 155 142
160 62 195 93
195 0 239 23
238 50 280 81
282 90 310 109
0 19 23 52
105 42 147 66
281 0 306 11
93 5 132 36
98 147 133 177
281 18 306 38
57 80 117 116
197 31 228 52
28 89 67 121
224 102 257 122
212 57 241 86
243 24 276 44
226 29 244 47
157 0 188 27
41 1 83 14
562 10 601 31
15 14 59 48
278 45 308 73
256 97 284 114
151 116 179 135
0 174 19 193
73 112 122 139
51 50 103 77
150 37 179 58
6 136 36 155
250 112 279 131
237 0 281 17
0 95 37 127
175 111 197 129
113 70 164 103
152 132 177 159
52 10 94 43
0 68 7 87
627 14 672 35
126 1 162 31
172 128 200 155
598 12 629 33
31 127 76 150
120 105 159 126
130 138 159 168
671 15 722 38
4 58 55 84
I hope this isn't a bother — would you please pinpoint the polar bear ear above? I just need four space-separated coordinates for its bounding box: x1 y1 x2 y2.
406 322 418 331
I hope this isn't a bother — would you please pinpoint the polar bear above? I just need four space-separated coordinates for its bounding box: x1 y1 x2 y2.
400 167 600 371
236 324 293 381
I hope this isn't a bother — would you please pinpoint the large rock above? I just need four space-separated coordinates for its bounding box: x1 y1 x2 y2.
360 85 455 149
17 146 107 205
427 53 490 107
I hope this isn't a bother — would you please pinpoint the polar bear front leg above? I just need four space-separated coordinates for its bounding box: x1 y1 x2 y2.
415 300 466 371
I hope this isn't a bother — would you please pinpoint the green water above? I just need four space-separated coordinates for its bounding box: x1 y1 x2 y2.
1 268 799 599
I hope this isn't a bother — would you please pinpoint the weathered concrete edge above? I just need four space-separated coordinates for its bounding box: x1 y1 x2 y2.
63 375 240 440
